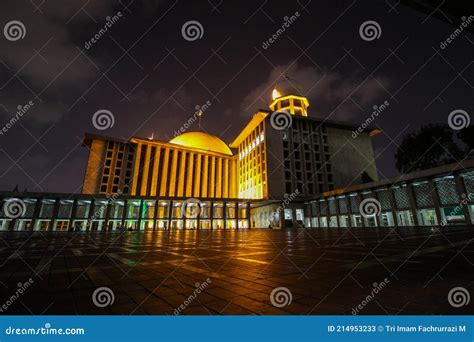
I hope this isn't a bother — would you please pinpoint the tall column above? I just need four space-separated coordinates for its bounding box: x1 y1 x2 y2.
50 199 60 231
168 200 173 231
454 174 472 225
121 199 128 230
177 151 186 197
209 156 216 198
153 200 158 231
159 148 170 196
201 155 209 198
140 144 152 196
87 199 95 231
334 198 341 228
247 202 251 229
31 198 41 231
387 188 399 226
427 180 443 226
186 153 195 197
407 184 420 226
168 151 179 197
105 199 112 231
131 143 142 195
210 201 214 230
216 158 223 198
193 154 201 197
150 147 161 196
223 159 229 198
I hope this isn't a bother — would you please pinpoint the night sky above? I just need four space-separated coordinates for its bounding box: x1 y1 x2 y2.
0 0 472 193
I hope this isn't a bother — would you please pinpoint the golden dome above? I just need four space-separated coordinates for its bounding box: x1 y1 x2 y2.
169 132 232 156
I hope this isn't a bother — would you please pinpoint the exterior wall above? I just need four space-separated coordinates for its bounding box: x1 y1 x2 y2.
266 117 349 199
83 137 236 199
303 168 474 229
131 142 236 198
82 139 106 194
0 194 251 231
236 122 267 199
327 126 378 188
265 120 286 199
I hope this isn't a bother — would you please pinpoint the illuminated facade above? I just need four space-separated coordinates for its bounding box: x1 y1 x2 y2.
78 89 381 228
0 89 388 231
82 132 237 198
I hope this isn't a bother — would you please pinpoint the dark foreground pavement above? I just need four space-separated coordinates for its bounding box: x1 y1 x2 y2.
0 227 472 315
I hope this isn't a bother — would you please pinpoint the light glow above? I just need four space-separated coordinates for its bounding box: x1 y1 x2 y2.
272 88 281 100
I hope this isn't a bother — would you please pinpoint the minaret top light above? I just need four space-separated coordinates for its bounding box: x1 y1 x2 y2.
269 88 310 117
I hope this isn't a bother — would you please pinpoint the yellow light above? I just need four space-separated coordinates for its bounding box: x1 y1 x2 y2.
272 88 281 100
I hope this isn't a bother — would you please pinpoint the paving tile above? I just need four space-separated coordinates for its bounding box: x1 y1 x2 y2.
0 227 472 315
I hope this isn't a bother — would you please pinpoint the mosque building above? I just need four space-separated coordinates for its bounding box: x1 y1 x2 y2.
2 87 471 231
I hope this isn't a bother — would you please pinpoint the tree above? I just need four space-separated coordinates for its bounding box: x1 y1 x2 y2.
395 124 463 174
458 125 474 151
361 171 374 183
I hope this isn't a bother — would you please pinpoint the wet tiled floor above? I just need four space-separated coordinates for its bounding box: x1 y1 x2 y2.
0 227 472 315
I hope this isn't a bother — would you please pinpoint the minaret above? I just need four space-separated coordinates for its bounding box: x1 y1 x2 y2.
269 87 310 117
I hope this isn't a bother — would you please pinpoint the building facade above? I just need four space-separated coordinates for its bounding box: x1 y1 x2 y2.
302 161 474 228
6 89 469 232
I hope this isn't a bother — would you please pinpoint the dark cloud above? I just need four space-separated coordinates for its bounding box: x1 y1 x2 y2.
240 61 390 121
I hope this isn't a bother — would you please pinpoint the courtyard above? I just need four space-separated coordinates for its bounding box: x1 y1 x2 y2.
0 227 472 315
